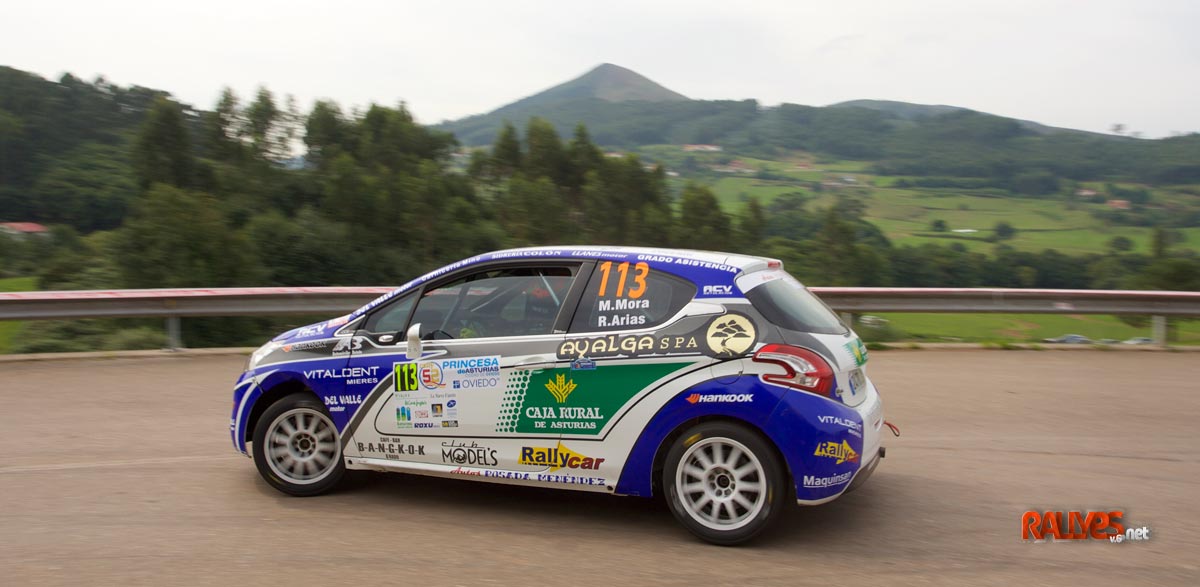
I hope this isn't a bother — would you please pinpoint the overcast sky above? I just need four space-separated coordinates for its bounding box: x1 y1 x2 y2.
3 0 1197 137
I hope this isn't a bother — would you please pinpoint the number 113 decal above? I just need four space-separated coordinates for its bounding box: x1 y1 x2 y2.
597 261 649 299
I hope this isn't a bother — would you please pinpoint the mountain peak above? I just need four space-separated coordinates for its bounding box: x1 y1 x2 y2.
529 63 689 104
435 64 690 144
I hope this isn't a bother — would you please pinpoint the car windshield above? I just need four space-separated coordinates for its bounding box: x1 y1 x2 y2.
744 274 847 335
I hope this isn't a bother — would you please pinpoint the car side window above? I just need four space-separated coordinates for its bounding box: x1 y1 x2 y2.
364 294 416 334
569 261 697 333
411 265 578 340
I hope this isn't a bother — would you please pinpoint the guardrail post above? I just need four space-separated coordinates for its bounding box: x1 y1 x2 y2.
840 312 855 328
1152 315 1167 345
166 316 183 351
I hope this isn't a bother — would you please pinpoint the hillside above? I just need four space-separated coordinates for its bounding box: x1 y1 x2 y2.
436 64 1200 191
829 99 1113 138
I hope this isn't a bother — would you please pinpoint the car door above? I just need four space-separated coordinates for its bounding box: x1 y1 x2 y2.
340 262 588 471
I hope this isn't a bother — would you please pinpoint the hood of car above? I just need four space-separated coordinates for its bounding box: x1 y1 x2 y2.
272 314 352 343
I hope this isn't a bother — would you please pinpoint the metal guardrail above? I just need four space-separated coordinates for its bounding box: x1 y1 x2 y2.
1 286 1198 348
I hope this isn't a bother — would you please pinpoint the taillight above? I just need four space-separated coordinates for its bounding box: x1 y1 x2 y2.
752 343 834 397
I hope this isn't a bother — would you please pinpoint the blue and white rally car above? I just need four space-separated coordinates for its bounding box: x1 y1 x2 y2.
232 246 884 544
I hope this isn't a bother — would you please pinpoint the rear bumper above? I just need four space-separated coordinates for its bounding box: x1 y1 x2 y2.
765 377 883 504
843 447 883 495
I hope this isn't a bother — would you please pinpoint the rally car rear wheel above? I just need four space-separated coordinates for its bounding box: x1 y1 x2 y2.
663 422 785 545
252 395 344 496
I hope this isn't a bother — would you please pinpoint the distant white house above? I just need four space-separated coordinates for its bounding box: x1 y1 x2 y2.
951 229 978 234
682 144 722 152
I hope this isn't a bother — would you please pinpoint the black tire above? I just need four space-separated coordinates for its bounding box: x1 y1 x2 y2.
662 421 787 545
252 393 345 496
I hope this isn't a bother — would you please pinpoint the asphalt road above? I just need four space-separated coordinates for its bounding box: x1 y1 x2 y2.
1 351 1197 586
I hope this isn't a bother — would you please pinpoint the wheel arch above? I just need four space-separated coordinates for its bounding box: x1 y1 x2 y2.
613 377 794 499
244 376 321 445
648 415 793 500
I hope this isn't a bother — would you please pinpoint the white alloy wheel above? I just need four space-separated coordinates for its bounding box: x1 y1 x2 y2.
675 437 767 531
264 407 341 485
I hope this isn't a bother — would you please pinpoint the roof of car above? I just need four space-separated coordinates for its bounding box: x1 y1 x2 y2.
489 245 775 270
348 246 780 320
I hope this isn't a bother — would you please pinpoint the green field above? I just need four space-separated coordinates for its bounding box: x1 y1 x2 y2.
0 277 35 353
635 142 1200 256
862 312 1200 344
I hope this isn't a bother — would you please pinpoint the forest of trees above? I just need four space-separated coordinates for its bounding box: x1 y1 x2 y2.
1 68 1198 350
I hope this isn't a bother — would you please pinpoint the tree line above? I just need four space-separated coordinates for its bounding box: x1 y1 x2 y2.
1 70 1198 350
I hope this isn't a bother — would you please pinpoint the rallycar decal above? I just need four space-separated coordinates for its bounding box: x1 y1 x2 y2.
519 443 605 471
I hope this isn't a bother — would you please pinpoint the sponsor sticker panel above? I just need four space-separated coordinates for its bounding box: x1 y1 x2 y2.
390 355 500 430
495 362 692 435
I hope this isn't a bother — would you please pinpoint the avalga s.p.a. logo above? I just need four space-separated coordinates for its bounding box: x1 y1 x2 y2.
813 440 859 465
555 313 758 360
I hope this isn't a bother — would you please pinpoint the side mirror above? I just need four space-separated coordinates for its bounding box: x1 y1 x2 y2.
406 323 422 359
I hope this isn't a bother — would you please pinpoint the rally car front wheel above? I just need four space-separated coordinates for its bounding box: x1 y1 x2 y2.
663 422 786 545
252 394 345 496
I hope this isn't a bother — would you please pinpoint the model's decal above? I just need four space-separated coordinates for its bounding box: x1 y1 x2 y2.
441 440 499 467
495 362 691 434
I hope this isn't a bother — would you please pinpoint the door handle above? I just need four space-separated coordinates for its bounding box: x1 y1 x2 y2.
514 356 555 372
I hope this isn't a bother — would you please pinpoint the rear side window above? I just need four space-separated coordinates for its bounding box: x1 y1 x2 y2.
570 261 696 332
744 273 847 335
